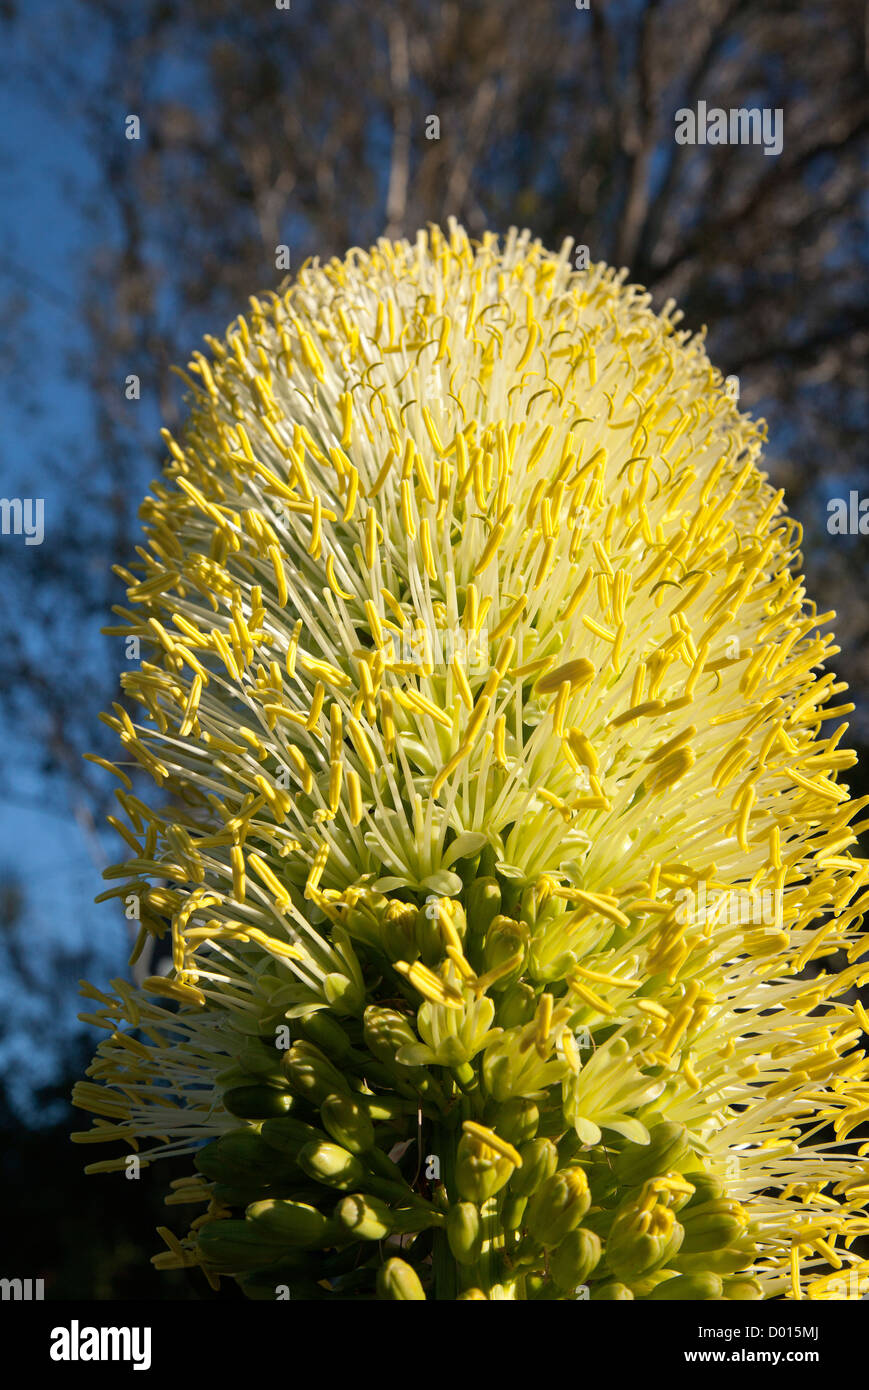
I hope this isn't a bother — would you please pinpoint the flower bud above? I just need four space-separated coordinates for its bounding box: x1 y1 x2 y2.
679 1199 748 1254
343 890 391 951
297 1140 367 1191
298 1011 353 1060
245 1198 336 1248
336 1192 393 1241
482 915 528 987
509 1138 558 1198
550 1228 602 1291
683 1172 727 1208
591 1281 634 1300
412 903 444 966
195 1128 290 1186
260 1115 328 1160
446 1201 483 1265
196 1219 284 1271
480 1037 521 1102
465 877 501 953
494 1097 539 1145
222 1084 294 1120
647 1272 723 1300
612 1122 690 1188
606 1201 684 1281
526 1167 591 1247
723 1276 763 1300
496 981 537 1028
377 1257 426 1300
455 1129 518 1202
320 1093 375 1154
382 900 419 963
281 1040 351 1105
674 1244 754 1275
363 1005 420 1064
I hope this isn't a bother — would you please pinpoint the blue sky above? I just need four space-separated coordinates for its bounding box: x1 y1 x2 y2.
0 7 131 1112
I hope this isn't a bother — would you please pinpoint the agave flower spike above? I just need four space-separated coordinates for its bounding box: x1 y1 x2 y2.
73 221 869 1301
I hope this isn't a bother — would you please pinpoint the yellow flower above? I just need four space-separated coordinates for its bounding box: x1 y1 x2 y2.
73 222 869 1300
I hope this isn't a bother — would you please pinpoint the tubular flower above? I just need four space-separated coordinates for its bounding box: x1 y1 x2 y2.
72 222 869 1301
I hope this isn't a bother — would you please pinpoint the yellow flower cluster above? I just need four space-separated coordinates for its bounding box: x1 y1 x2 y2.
73 222 869 1300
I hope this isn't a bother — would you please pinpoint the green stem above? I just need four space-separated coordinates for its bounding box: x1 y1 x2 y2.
431 1114 458 1301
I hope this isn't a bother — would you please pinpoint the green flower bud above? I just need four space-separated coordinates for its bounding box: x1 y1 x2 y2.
222 1085 294 1120
299 1012 353 1060
455 1129 517 1202
526 1167 591 1247
334 1194 440 1241
606 1201 684 1281
449 902 468 940
723 1276 763 1300
509 1138 558 1198
236 1033 285 1078
612 1122 690 1188
502 1195 528 1232
591 1281 634 1300
195 1129 289 1186
647 1272 724 1300
493 1097 539 1145
282 1041 351 1104
382 900 420 963
575 1158 618 1209
363 1006 420 1064
446 1201 483 1265
675 1245 755 1276
456 1287 487 1300
343 890 390 951
519 881 546 927
496 981 537 1028
464 877 501 953
320 1093 375 1154
683 1173 727 1208
245 1198 336 1248
197 1219 285 1271
482 914 528 988
549 1228 602 1290
360 1005 445 1103
680 1199 748 1254
413 904 444 967
377 1257 426 1300
297 1140 366 1191
336 1192 393 1241
260 1115 328 1160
